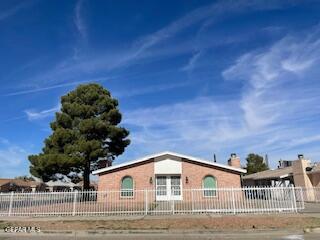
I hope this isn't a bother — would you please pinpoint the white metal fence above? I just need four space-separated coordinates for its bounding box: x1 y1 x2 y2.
297 187 320 203
0 187 315 217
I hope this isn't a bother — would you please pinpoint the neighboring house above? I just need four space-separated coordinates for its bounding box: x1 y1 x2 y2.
45 180 98 191
92 151 246 201
242 154 320 188
0 179 47 192
45 180 80 192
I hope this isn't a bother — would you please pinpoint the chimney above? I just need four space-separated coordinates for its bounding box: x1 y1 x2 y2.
228 153 241 168
98 159 111 169
298 154 304 160
292 154 313 188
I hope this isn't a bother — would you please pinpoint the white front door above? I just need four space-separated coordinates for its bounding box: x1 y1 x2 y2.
156 175 182 201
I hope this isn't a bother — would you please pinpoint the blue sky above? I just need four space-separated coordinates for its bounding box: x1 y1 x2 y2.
1 0 320 178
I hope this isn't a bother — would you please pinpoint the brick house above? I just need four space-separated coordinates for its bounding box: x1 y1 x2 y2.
0 179 47 193
93 151 246 201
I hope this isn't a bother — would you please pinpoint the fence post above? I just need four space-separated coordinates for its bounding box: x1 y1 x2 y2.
171 199 175 215
144 190 148 215
231 188 236 214
191 190 194 213
299 187 305 210
8 192 14 217
291 186 297 213
72 190 78 216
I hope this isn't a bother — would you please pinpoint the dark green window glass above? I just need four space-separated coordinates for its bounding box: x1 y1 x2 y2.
121 176 133 197
203 176 216 197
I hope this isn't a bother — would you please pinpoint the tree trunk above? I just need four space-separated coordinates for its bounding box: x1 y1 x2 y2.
83 161 91 190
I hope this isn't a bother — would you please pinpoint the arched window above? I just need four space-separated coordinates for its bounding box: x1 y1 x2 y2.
121 176 134 197
203 175 217 197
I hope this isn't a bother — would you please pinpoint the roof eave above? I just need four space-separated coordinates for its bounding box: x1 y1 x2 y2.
92 151 246 175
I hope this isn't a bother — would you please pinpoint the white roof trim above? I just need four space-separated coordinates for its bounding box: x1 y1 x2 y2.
45 180 79 187
279 174 291 179
92 151 246 175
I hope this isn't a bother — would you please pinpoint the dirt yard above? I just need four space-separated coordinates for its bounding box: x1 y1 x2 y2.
1 214 320 231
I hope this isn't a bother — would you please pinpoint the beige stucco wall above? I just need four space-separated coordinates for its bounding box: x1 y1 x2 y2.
309 173 320 187
292 159 316 201
292 159 313 188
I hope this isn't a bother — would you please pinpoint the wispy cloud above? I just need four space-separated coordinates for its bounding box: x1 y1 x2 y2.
25 104 60 121
0 138 29 177
118 24 320 166
122 97 244 161
2 77 110 97
1 115 26 123
180 51 202 72
222 25 320 156
133 0 297 56
74 0 87 40
223 26 320 130
13 0 298 91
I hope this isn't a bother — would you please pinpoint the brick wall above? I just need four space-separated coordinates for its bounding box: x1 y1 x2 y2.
181 160 242 201
98 159 242 191
97 160 155 191
97 160 154 202
97 158 242 202
181 160 242 189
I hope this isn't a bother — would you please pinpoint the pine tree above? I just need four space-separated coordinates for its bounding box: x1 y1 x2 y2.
28 84 130 189
245 153 269 175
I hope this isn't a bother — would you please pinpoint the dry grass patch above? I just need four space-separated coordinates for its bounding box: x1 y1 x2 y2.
2 215 320 231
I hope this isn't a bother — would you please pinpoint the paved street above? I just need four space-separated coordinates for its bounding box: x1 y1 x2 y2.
0 231 319 240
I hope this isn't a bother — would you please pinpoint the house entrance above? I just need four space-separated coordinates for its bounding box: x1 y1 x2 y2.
155 175 182 201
